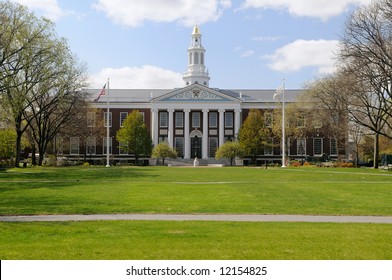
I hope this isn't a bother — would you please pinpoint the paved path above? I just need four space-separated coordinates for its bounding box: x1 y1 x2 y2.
1 214 392 224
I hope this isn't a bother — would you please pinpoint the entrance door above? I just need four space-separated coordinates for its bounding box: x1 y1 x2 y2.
191 135 202 158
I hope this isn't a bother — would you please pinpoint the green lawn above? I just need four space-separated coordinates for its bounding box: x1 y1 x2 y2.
1 221 391 260
1 166 392 260
0 166 391 215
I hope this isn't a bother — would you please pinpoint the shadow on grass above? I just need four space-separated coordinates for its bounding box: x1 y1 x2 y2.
0 166 158 193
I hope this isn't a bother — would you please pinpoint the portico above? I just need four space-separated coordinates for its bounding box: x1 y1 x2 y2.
151 84 241 159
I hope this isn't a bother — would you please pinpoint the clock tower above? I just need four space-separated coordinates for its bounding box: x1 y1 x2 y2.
183 25 210 87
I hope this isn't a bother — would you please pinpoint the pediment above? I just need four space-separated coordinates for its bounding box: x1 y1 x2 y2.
152 84 240 103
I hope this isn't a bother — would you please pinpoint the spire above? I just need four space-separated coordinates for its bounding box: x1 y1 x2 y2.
192 25 200 35
183 25 210 87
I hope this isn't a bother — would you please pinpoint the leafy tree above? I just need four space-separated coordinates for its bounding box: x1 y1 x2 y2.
116 110 152 164
152 142 177 165
0 129 16 159
238 109 269 164
304 74 352 162
215 141 244 166
0 1 88 166
1 1 54 166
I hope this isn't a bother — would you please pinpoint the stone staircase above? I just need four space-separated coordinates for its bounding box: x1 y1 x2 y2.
163 158 231 167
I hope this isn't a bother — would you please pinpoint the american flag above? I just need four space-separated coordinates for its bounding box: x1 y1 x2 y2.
94 83 107 102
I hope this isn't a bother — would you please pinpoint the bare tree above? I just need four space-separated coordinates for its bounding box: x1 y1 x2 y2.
339 0 392 168
26 45 89 166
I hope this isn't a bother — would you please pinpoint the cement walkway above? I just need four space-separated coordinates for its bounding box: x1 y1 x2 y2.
1 214 392 224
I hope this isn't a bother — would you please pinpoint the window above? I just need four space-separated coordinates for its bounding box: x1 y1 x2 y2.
330 138 338 155
159 136 168 144
331 113 339 124
225 112 233 128
313 138 323 155
85 137 96 155
194 52 199 64
209 112 218 128
175 112 184 128
297 113 305 127
87 112 95 127
201 53 204 65
70 137 79 155
160 111 168 127
120 112 128 127
103 137 112 155
209 137 218 158
54 137 64 155
139 111 145 122
119 141 128 155
175 137 184 158
265 111 273 127
297 138 306 155
314 119 322 129
192 112 200 128
104 112 112 127
264 137 273 155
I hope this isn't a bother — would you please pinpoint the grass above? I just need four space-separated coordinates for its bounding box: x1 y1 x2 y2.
1 166 392 259
1 221 392 260
0 166 391 216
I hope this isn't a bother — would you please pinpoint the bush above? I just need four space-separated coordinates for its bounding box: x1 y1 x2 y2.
340 162 354 168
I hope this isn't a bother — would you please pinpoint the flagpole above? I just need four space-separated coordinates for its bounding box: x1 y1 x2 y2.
106 78 110 167
281 79 286 168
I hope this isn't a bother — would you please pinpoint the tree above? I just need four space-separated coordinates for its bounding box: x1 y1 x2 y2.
0 1 88 166
215 141 244 166
116 110 152 164
152 142 177 165
1 1 55 166
0 128 16 160
304 74 352 162
25 47 89 166
238 109 269 163
339 0 392 168
58 107 106 163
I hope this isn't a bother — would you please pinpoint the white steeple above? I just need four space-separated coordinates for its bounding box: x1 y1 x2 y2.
183 25 210 87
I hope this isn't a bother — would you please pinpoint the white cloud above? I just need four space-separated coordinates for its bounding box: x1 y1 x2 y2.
252 35 282 42
242 0 372 20
93 0 231 27
13 0 66 21
89 65 184 89
240 50 255 58
234 47 255 58
263 39 340 74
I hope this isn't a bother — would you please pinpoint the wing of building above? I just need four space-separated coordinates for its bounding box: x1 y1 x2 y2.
68 26 344 166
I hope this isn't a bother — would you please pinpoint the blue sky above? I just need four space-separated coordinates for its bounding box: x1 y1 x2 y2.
10 0 372 89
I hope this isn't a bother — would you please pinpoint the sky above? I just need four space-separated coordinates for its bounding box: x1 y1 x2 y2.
9 0 373 90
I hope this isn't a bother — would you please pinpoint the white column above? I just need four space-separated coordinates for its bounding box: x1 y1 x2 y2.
219 109 225 146
234 109 241 140
151 109 159 146
168 109 174 148
202 109 209 159
184 109 191 159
